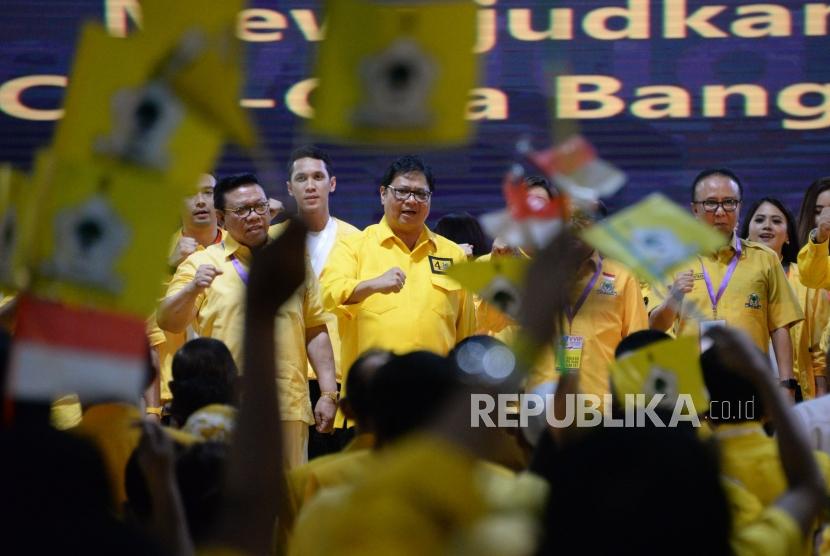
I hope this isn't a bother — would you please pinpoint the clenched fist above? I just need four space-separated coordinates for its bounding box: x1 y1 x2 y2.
189 264 223 293
169 237 199 267
815 206 830 243
373 267 406 294
669 270 695 301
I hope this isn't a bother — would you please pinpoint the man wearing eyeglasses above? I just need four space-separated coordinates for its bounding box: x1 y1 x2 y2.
648 168 802 398
157 173 338 468
320 155 476 428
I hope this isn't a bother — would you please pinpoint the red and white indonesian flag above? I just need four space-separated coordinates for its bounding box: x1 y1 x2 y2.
9 295 147 402
480 170 566 249
525 135 626 205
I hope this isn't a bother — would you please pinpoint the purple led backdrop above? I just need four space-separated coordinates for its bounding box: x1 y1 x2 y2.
1 0 829 229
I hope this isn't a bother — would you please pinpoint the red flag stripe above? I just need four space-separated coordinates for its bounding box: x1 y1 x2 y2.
15 295 146 357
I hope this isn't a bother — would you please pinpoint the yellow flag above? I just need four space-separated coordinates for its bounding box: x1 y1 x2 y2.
610 335 710 415
447 256 529 319
136 0 255 147
28 155 181 317
52 23 223 193
310 0 479 145
581 193 726 285
0 163 43 290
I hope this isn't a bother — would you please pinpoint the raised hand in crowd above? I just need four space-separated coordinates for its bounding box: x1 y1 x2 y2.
209 217 307 555
705 326 826 536
169 237 199 268
135 421 194 556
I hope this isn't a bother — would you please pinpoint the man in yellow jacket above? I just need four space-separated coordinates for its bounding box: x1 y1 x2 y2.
649 169 802 398
157 174 337 468
320 155 476 427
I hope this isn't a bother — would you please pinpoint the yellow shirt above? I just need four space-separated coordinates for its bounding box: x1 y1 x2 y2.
786 265 830 400
164 230 329 424
289 435 545 556
320 217 476 425
71 402 142 509
674 238 803 351
287 433 375 516
722 476 764 530
549 253 648 398
715 422 830 506
731 506 804 556
797 234 830 290
308 217 360 382
148 228 226 402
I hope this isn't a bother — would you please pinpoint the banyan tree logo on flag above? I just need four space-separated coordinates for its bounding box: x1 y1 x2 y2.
41 196 129 293
95 82 185 170
581 193 726 285
629 228 695 275
310 0 478 145
355 39 437 128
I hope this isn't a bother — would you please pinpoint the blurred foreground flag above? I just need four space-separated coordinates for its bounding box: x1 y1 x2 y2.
29 156 179 317
310 0 478 145
580 193 725 285
9 295 147 402
447 256 529 320
0 164 41 290
524 135 626 205
610 335 709 416
54 9 254 190
480 170 566 250
137 0 255 148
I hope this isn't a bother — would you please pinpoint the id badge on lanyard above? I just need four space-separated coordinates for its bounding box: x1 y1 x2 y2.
556 335 585 372
698 237 741 347
556 258 601 373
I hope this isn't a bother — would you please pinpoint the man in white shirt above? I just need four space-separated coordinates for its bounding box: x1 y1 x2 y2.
286 145 359 457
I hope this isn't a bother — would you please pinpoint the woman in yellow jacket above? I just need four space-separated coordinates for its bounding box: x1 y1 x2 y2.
740 196 829 399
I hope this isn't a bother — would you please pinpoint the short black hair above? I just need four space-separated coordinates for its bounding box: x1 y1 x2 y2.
380 155 435 192
369 351 461 445
700 341 763 423
739 196 800 266
525 175 555 199
690 168 744 202
125 441 227 545
169 338 237 427
433 213 492 257
287 145 333 181
614 329 672 359
214 173 260 211
175 442 228 544
343 349 390 427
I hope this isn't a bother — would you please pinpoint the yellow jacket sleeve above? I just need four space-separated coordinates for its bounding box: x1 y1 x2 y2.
304 269 332 330
767 259 804 331
731 507 803 556
621 273 649 337
798 237 830 289
320 236 361 316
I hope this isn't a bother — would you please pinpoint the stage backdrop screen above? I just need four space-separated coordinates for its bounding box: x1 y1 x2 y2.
2 0 830 227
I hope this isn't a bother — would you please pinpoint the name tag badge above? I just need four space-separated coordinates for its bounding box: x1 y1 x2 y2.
428 255 453 275
699 319 727 350
556 335 584 372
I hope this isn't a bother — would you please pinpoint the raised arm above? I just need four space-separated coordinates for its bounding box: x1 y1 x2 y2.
797 213 830 289
707 327 825 535
157 263 222 333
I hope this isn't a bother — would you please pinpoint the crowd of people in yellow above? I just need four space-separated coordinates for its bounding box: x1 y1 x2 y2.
6 145 830 555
